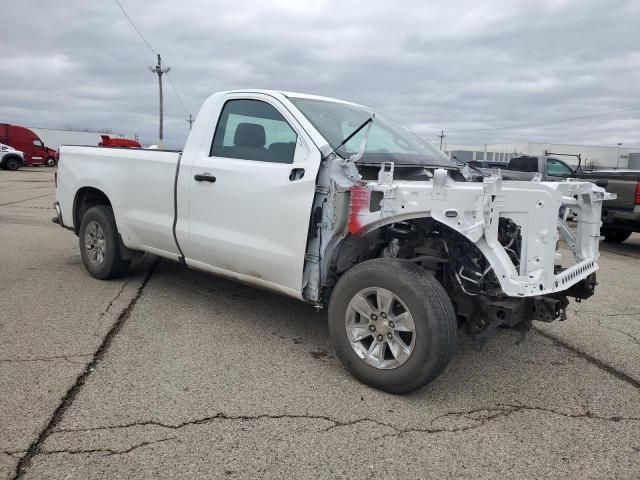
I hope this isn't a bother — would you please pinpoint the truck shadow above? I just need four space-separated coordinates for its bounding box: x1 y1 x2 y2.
600 232 640 258
134 258 580 400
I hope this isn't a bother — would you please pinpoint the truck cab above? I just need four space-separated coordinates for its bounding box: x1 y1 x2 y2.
500 155 575 180
0 123 58 167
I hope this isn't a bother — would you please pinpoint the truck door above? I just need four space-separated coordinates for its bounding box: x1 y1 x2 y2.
180 94 321 296
29 137 46 165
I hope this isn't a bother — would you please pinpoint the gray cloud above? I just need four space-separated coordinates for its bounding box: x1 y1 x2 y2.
1 0 639 148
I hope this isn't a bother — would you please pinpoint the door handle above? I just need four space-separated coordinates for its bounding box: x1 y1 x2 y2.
194 173 216 183
289 168 305 181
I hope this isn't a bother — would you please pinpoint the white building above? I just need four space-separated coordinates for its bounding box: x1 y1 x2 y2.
29 127 128 150
445 142 639 169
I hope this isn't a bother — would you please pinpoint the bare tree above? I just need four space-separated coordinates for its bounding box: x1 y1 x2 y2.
583 157 602 170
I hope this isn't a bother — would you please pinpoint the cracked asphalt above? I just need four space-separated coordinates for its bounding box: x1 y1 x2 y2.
1 168 639 479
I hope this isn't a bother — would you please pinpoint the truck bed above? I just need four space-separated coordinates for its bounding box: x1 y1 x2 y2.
575 169 640 211
56 145 183 257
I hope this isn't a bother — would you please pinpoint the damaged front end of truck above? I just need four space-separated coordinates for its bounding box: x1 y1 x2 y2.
303 153 612 343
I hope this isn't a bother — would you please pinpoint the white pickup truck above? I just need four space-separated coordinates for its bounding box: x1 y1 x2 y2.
1 142 24 170
54 90 610 393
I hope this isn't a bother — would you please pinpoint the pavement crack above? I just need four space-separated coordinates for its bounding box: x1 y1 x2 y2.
377 403 640 440
99 281 131 318
2 451 26 457
497 403 640 423
569 308 640 318
10 260 159 480
0 354 92 365
533 327 640 390
0 193 54 207
94 279 133 337
52 402 640 442
54 412 353 434
608 328 640 346
39 437 176 457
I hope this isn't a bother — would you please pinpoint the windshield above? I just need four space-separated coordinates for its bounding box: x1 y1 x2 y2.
288 97 456 168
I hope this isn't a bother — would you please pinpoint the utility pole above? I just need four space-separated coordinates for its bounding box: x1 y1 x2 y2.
187 114 194 130
616 142 623 169
149 54 170 149
437 129 446 150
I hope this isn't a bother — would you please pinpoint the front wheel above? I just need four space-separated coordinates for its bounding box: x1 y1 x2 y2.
79 205 130 279
46 157 56 167
328 259 456 394
5 157 20 171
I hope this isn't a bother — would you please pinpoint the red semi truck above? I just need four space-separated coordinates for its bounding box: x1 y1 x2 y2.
0 124 58 167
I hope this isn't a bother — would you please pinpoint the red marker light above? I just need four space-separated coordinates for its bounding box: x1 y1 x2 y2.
348 184 370 235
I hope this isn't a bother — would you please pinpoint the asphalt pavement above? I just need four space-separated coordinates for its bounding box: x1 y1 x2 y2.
1 168 639 479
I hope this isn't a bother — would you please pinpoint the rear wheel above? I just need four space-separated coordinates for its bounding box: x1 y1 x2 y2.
602 229 631 243
79 205 130 279
328 259 456 394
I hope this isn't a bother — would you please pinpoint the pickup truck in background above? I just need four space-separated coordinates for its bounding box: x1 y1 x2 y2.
54 90 610 393
1 142 25 170
477 155 576 181
575 169 640 243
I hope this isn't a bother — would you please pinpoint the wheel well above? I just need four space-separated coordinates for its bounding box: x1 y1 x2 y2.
327 218 505 296
73 187 111 234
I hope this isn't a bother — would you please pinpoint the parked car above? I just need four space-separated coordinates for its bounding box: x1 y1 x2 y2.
0 142 25 170
575 169 640 243
54 90 610 393
0 123 58 167
98 135 141 148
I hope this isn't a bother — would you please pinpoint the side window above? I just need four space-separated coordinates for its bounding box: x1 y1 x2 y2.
546 159 573 177
210 99 298 164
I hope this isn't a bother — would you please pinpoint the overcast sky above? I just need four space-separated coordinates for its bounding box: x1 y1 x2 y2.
1 0 639 149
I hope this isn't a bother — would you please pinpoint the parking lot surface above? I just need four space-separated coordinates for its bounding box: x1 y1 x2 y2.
1 168 639 479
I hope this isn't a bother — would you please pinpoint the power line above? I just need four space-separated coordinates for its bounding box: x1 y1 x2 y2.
113 0 156 55
166 72 190 115
113 0 191 117
448 106 640 134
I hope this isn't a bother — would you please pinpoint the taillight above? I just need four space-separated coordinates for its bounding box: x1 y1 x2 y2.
635 182 640 205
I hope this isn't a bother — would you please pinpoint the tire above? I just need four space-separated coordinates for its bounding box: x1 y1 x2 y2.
79 205 130 279
328 258 456 394
4 157 20 171
46 157 56 167
602 229 631 243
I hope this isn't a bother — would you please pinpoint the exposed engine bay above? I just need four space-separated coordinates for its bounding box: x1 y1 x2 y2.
303 155 609 344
